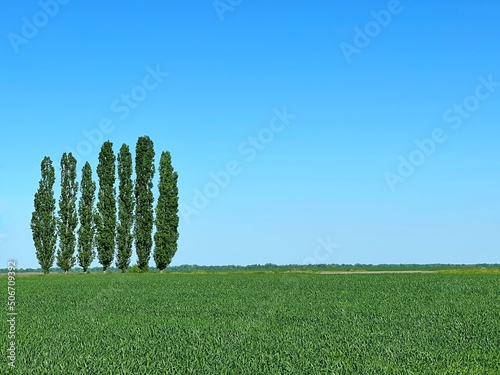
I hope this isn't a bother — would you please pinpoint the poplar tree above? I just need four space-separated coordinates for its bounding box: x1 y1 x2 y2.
154 151 179 272
31 157 57 274
77 162 96 273
134 136 155 271
96 141 116 272
116 144 134 272
56 153 79 273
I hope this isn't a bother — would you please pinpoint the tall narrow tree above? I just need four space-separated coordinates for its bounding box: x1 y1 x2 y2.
96 141 116 272
56 153 79 273
31 156 57 274
116 144 134 272
134 136 155 271
77 162 96 273
154 151 179 272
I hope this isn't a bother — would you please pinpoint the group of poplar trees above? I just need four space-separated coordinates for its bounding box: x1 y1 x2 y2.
30 135 179 274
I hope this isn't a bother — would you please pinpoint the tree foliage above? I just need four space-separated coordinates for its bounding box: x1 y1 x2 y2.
116 144 134 272
31 157 57 274
154 151 179 272
32 136 180 275
96 141 116 272
134 136 155 271
56 153 79 273
77 162 96 273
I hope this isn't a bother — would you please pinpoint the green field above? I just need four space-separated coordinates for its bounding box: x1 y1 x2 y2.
2 272 499 374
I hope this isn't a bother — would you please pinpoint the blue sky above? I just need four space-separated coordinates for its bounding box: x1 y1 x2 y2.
1 0 499 268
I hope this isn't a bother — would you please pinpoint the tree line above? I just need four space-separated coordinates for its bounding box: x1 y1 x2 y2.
30 135 179 274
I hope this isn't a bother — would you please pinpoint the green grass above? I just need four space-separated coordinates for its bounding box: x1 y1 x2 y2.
437 267 500 275
2 273 499 374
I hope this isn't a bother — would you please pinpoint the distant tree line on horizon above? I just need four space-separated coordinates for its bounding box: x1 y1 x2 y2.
30 135 179 274
2 263 499 274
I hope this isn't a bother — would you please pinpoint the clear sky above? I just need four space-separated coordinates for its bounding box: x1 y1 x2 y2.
1 0 499 268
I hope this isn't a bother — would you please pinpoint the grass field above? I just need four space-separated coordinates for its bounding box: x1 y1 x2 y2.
2 272 499 374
